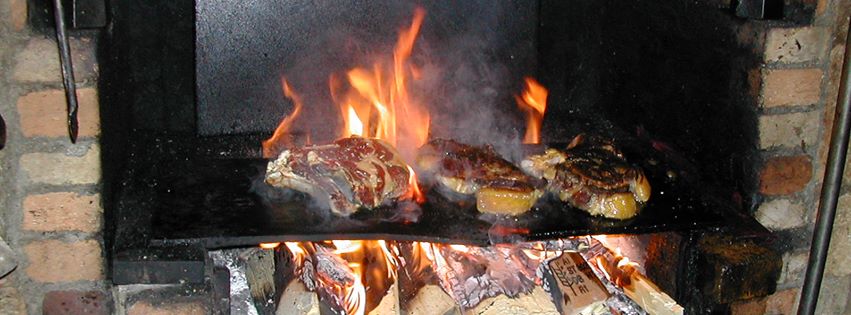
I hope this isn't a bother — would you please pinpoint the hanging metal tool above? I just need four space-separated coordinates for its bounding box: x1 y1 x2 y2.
798 19 851 315
52 0 79 143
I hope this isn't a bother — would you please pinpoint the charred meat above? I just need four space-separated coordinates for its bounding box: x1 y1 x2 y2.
521 134 650 219
416 139 543 215
265 137 411 216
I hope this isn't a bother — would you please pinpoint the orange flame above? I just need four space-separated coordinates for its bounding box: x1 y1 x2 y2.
334 8 430 157
591 236 641 288
262 78 305 158
259 242 281 249
515 77 548 144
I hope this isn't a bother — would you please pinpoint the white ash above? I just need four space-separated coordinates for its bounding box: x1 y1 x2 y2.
209 249 261 315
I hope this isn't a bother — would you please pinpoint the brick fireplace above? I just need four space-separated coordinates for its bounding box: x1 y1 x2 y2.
0 0 850 314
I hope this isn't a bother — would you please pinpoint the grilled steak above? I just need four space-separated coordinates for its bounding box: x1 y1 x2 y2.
416 139 543 215
265 137 411 216
521 134 651 219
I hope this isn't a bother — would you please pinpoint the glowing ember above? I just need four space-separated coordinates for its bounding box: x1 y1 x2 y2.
515 77 548 144
259 242 281 249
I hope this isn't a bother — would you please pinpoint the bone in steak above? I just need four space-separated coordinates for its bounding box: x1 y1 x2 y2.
265 137 411 216
416 139 543 215
521 134 651 220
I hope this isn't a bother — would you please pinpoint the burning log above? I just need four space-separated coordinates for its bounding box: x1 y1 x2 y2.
586 238 684 315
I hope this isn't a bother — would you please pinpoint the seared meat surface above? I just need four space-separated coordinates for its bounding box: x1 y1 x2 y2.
417 139 543 215
521 134 651 219
265 137 411 216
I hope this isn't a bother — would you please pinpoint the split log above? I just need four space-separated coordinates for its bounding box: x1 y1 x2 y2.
276 278 320 315
369 279 401 315
243 248 278 314
620 273 683 315
594 251 683 315
464 286 558 315
542 252 610 315
405 284 459 315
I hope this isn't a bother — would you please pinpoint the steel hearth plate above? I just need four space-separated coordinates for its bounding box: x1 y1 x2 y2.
128 140 728 248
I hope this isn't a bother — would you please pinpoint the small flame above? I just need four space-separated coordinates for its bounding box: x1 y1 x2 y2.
332 240 364 254
262 79 305 158
259 242 281 249
346 263 366 315
448 244 470 252
344 105 365 137
403 165 426 203
515 77 548 144
590 236 641 288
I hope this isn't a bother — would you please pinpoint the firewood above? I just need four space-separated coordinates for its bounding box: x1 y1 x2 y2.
276 278 320 315
243 248 278 314
620 273 683 315
543 252 610 315
369 279 401 315
593 250 683 315
464 286 558 315
405 284 459 315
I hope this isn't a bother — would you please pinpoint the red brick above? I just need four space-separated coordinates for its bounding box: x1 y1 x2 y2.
9 0 27 31
759 155 813 195
762 68 823 107
22 192 101 232
43 290 109 315
764 27 827 64
12 37 98 83
0 278 27 314
766 288 800 315
127 301 206 315
24 239 103 283
17 88 100 138
20 144 101 185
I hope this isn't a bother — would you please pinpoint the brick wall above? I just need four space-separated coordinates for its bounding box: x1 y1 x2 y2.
733 0 851 313
0 0 109 314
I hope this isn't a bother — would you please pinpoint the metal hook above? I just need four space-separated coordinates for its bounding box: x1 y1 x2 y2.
53 0 79 144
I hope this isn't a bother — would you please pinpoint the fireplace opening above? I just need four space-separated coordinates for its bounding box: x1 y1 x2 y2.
98 0 779 313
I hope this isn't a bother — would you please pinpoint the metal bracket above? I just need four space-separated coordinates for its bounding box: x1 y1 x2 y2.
734 0 784 19
71 0 107 29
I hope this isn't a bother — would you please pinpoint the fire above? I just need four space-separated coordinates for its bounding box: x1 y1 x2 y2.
515 77 548 144
259 242 280 249
590 235 641 288
262 78 305 158
334 8 430 158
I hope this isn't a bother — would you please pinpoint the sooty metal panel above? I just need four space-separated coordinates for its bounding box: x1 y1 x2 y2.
195 0 538 136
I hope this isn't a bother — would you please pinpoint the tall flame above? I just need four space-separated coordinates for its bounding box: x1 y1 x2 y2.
335 8 430 158
515 77 548 144
262 78 305 158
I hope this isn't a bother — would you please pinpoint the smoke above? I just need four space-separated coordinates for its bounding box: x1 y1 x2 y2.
278 1 536 159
